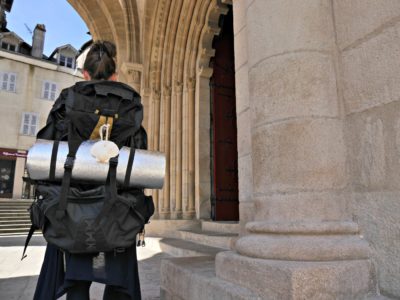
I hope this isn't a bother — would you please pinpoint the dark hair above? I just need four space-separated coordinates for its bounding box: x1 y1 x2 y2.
83 41 116 80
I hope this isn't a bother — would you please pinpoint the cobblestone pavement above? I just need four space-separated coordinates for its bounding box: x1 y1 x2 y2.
0 235 168 300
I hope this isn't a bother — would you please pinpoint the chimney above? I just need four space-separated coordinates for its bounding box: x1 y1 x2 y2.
0 0 13 31
31 24 46 58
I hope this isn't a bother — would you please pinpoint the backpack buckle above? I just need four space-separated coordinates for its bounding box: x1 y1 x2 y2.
109 156 118 167
64 156 75 169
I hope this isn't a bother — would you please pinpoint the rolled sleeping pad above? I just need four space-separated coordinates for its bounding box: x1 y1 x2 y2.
26 139 166 189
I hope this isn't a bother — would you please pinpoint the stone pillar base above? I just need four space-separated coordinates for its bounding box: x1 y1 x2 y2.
170 211 183 219
158 212 171 219
182 211 196 220
216 251 375 299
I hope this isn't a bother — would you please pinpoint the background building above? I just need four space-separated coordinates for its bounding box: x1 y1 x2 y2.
0 3 82 199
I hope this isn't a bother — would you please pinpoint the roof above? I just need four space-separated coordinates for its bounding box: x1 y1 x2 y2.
48 44 79 59
0 31 25 43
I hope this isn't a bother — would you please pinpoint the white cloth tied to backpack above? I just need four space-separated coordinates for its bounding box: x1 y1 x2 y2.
90 124 120 163
26 139 165 189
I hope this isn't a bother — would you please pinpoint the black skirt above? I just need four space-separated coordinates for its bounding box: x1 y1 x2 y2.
33 243 141 300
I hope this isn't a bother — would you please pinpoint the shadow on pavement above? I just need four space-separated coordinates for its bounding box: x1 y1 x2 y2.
0 239 167 300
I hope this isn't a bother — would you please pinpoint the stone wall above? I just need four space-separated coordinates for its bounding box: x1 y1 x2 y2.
335 1 400 298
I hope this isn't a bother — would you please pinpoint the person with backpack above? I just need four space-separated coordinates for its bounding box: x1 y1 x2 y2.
32 41 152 300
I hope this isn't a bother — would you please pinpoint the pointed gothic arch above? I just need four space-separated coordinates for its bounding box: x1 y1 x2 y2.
66 0 234 220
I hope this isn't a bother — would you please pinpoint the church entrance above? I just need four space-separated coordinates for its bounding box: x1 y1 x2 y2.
210 7 239 221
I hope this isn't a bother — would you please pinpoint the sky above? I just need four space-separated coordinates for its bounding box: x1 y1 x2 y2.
6 0 89 56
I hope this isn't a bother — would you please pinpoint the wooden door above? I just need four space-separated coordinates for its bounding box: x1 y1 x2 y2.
210 7 239 221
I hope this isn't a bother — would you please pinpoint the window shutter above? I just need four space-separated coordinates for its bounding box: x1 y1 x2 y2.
30 114 37 136
43 81 50 99
50 83 57 100
2 73 8 90
8 74 16 92
22 113 30 135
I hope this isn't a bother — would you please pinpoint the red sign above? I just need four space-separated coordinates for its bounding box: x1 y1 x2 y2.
0 151 27 158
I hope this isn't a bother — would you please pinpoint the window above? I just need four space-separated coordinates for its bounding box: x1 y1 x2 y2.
20 112 39 136
42 81 57 100
1 42 17 52
0 72 17 92
66 57 73 68
59 54 74 68
59 55 65 66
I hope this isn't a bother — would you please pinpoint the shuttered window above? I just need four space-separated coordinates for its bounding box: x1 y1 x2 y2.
0 72 17 92
42 81 57 100
20 112 39 136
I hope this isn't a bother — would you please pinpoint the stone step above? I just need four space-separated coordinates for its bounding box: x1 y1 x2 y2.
0 209 29 212
0 204 30 208
0 219 31 225
160 256 261 300
365 294 394 300
201 220 239 234
178 228 237 250
0 202 32 206
0 227 32 235
0 199 33 204
0 223 32 229
0 207 30 211
0 215 30 219
0 211 29 216
158 238 225 257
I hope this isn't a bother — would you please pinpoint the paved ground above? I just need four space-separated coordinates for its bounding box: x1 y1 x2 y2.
0 235 168 300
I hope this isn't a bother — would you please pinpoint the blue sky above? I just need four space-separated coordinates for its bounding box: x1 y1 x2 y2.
6 0 89 56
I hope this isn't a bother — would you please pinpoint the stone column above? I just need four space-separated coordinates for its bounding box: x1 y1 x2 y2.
160 86 171 219
182 77 196 219
195 68 213 219
173 82 183 219
215 1 374 298
150 89 161 217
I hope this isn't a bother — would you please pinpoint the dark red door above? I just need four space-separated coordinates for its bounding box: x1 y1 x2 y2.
210 7 238 221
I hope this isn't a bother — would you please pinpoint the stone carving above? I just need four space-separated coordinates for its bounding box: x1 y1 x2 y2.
174 81 183 94
120 62 142 89
162 85 171 97
186 77 196 91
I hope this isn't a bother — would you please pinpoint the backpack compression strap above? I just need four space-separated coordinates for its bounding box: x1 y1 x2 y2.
124 138 136 188
49 140 60 181
57 136 81 219
56 155 75 219
94 156 119 225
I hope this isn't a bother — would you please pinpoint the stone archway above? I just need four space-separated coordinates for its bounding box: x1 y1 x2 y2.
66 0 234 221
67 0 142 89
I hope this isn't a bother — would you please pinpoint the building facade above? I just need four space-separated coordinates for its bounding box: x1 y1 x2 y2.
0 25 82 199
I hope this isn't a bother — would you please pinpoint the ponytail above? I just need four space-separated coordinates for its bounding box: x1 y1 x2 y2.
83 41 116 80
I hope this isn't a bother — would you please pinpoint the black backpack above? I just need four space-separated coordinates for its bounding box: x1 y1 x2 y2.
22 81 154 259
